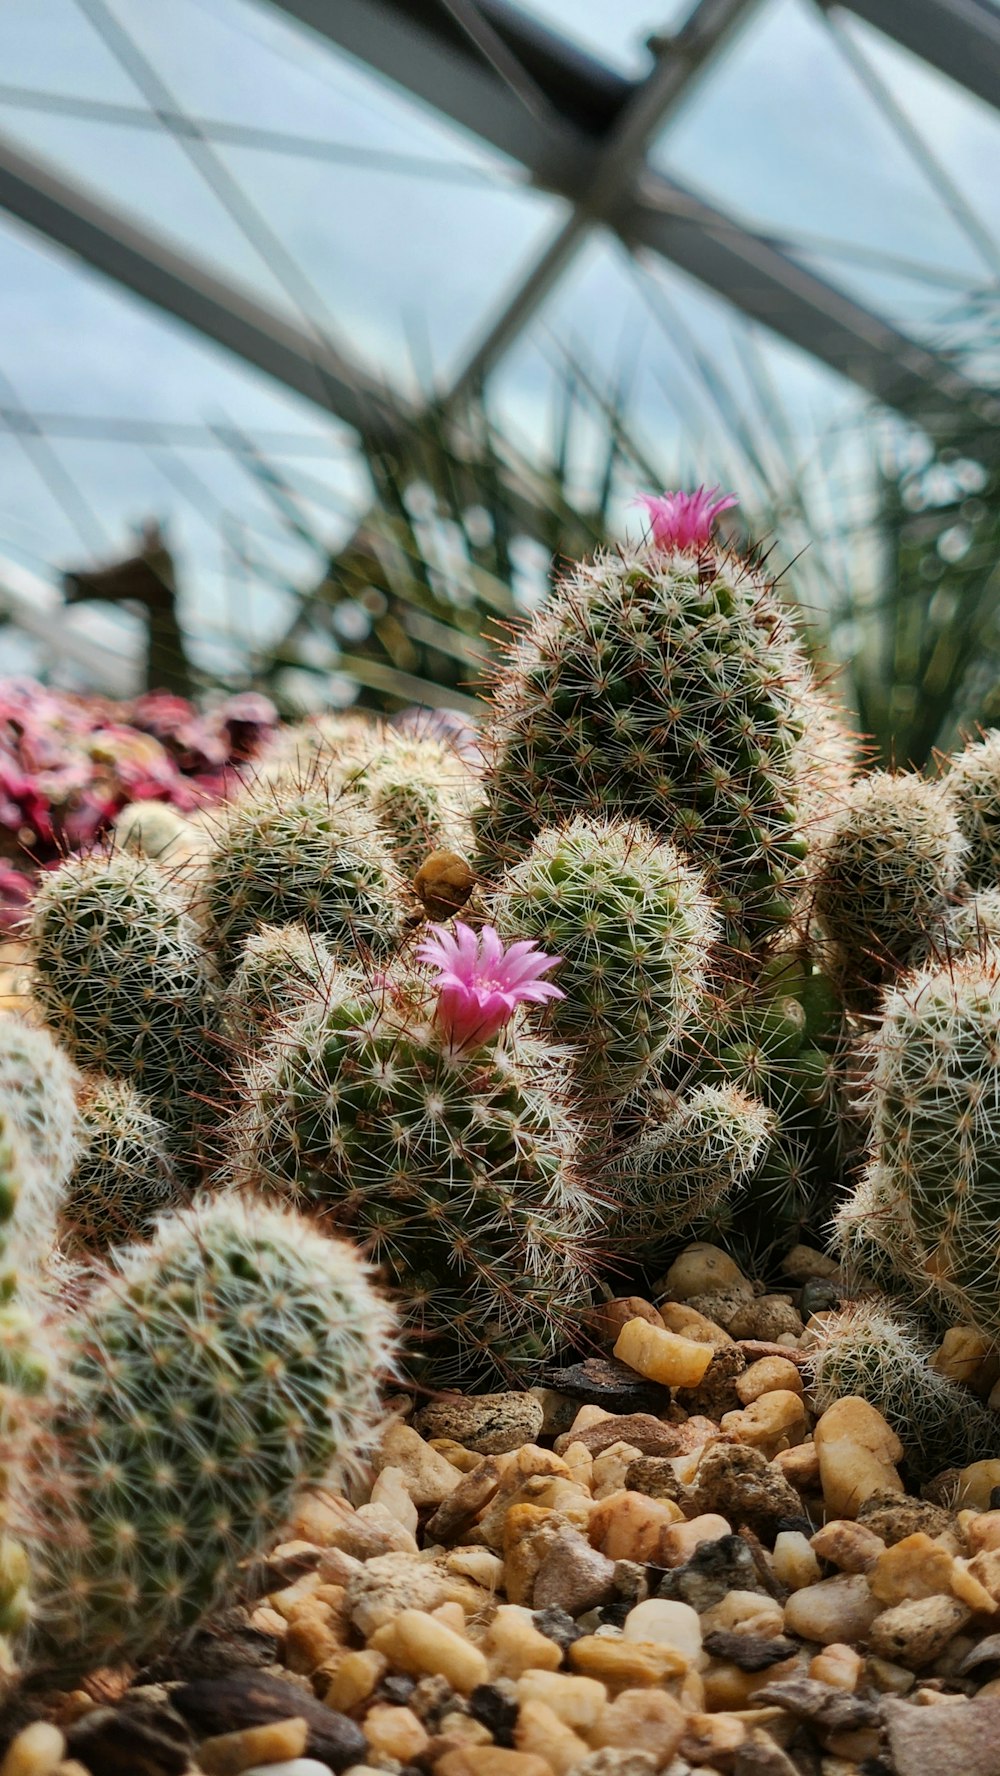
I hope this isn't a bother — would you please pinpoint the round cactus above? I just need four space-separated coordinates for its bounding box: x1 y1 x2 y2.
924 888 1000 961
223 924 336 1049
941 729 1000 890
61 1079 180 1253
230 966 598 1385
838 953 1000 1337
607 1082 773 1257
343 729 478 878
808 1299 1000 1480
113 800 199 864
491 815 716 1101
29 853 222 1126
0 1019 79 1188
203 780 403 973
473 532 819 953
22 1195 394 1671
811 771 966 1000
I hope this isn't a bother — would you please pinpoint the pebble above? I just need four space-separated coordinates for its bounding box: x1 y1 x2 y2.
869 1533 957 1606
591 1689 686 1760
436 1750 552 1776
0 1726 66 1776
814 1396 904 1517
532 1525 617 1615
384 1609 489 1692
735 1357 804 1404
691 1441 804 1536
772 1530 822 1592
868 1596 972 1669
415 1394 545 1455
726 1297 805 1343
374 1424 461 1507
568 1634 689 1688
514 1670 606 1729
613 1320 714 1389
783 1574 885 1645
588 1492 685 1563
200 1719 308 1775
662 1245 748 1301
588 1298 665 1346
622 1600 702 1662
781 1244 840 1282
240 1765 332 1776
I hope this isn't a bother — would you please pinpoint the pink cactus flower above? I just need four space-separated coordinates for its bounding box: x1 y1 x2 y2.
636 485 738 553
416 921 564 1054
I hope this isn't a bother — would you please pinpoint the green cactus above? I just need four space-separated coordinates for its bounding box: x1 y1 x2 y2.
811 771 966 1002
606 1082 773 1258
29 853 222 1127
113 799 200 864
203 780 403 974
231 967 598 1385
22 1195 394 1672
929 888 1000 960
491 815 716 1102
61 1079 180 1253
223 924 336 1049
342 728 478 878
942 729 1000 891
807 1299 1000 1481
838 953 1000 1337
0 1019 80 1188
473 538 820 954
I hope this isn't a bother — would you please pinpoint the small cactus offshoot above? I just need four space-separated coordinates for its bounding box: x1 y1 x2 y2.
61 1078 180 1252
0 1019 79 1189
223 923 336 1049
942 729 1000 891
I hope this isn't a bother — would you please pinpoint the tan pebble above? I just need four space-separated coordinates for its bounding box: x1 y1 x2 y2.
200 1718 307 1775
528 1388 577 1437
446 1548 505 1591
813 1397 903 1518
434 1716 495 1750
417 1393 546 1457
485 1605 563 1678
963 1510 1000 1553
430 1438 483 1474
591 1689 685 1761
864 1655 915 1694
662 1243 747 1301
562 1404 613 1444
867 1595 971 1669
290 1487 356 1546
427 1458 503 1544
514 1670 606 1730
249 1605 287 1637
514 1699 588 1775
375 1422 461 1507
393 1607 489 1692
720 1390 806 1458
622 1599 702 1661
351 1500 420 1557
0 1725 66 1776
502 1502 560 1606
588 1491 684 1563
735 1357 804 1404
772 1530 821 1591
810 1518 885 1573
433 1600 468 1632
783 1574 884 1645
948 1555 997 1615
613 1319 713 1388
701 1657 799 1711
318 1546 364 1588
269 1571 322 1617
569 1635 687 1689
773 1441 820 1491
869 1533 957 1605
679 1712 746 1767
561 1443 594 1489
930 1327 996 1390
588 1296 665 1345
658 1513 732 1569
782 1243 840 1282
659 1301 736 1350
699 1592 784 1639
284 1610 342 1674
950 1460 1000 1511
963 1545 1000 1600
825 1726 882 1760
325 1648 388 1711
435 1750 553 1776
592 1442 644 1500
809 1643 862 1690
370 1466 420 1535
363 1705 429 1761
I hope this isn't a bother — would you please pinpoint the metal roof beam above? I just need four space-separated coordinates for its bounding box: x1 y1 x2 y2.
834 0 1000 113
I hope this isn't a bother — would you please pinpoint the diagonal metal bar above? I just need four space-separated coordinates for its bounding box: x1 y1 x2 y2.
0 129 405 445
830 0 1000 113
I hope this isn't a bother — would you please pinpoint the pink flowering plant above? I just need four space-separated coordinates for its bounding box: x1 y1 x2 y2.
416 921 564 1054
636 485 738 553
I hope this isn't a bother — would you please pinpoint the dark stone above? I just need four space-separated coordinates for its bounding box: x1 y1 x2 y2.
171 1672 366 1770
734 1735 801 1775
858 1490 953 1544
690 1442 803 1540
136 1608 280 1684
959 1636 1000 1677
800 1278 841 1318
540 1358 671 1414
753 1676 882 1733
702 1631 800 1670
657 1534 767 1609
66 1697 192 1776
380 1674 416 1705
409 1674 461 1728
531 1606 583 1653
624 1456 688 1504
676 1344 747 1419
469 1683 518 1748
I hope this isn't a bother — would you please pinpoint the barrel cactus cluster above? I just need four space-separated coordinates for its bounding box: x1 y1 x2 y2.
4 483 1000 1681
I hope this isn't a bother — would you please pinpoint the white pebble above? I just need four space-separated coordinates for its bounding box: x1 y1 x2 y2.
242 1763 334 1776
622 1597 702 1662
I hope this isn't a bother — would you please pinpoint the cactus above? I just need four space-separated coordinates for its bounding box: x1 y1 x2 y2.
473 525 819 954
0 1019 79 1189
29 853 222 1128
606 1082 773 1257
113 799 199 864
61 1079 180 1253
230 962 598 1385
924 888 1000 961
223 924 336 1049
203 780 403 973
341 728 478 878
808 1300 1000 1480
942 729 1000 890
491 815 716 1101
837 953 1000 1337
811 771 966 1001
21 1195 393 1672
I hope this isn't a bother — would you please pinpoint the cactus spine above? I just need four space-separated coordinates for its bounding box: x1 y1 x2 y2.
491 815 716 1101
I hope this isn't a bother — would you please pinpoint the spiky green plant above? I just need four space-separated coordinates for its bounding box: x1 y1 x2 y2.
808 1299 1000 1481
230 966 597 1385
0 1020 79 1189
113 800 199 864
21 1195 393 1673
606 1082 773 1258
61 1079 180 1253
941 730 1000 891
203 780 403 974
491 815 716 1102
811 771 966 1001
29 853 222 1128
223 924 336 1049
837 953 1000 1336
473 532 820 955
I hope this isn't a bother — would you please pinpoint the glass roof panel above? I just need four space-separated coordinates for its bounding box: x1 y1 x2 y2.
508 0 687 75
